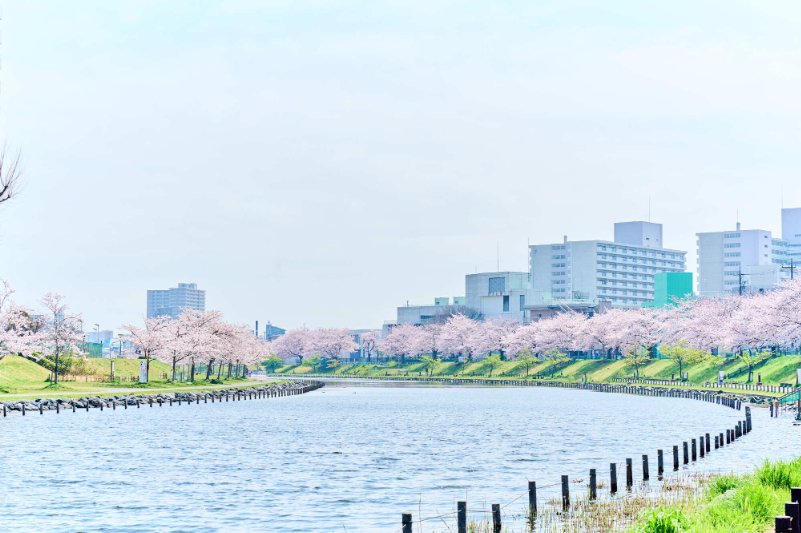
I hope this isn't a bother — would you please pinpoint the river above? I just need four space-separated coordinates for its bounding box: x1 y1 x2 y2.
0 381 795 532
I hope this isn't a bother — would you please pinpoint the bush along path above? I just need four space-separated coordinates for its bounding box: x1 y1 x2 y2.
1 380 323 417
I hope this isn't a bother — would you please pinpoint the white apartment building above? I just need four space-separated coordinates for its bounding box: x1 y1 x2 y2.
529 222 687 308
146 282 206 319
697 208 801 296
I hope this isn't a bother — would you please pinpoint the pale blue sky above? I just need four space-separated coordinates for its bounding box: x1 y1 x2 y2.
0 1 800 331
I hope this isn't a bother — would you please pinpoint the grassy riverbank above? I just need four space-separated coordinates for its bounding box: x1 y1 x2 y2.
0 355 267 400
273 355 801 390
629 457 801 533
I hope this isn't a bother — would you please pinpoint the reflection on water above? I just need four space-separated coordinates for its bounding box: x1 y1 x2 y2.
0 383 795 532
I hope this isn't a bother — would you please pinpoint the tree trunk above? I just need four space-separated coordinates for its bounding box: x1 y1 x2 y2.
227 362 232 379
172 358 177 381
206 359 215 381
54 353 59 385
217 362 223 380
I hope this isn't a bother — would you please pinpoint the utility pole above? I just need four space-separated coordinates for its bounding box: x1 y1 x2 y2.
782 258 795 280
737 268 753 296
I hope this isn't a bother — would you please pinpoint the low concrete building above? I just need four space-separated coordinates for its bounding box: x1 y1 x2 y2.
465 271 530 322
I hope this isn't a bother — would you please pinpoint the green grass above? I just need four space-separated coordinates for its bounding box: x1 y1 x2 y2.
0 355 271 399
269 354 801 391
630 457 801 533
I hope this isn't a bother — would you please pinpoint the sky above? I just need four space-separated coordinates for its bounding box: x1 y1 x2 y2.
0 1 800 332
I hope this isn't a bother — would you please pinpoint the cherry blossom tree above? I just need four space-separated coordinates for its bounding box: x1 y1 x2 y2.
0 146 24 209
379 323 422 364
418 323 442 359
483 317 519 360
37 293 83 384
311 328 359 360
122 316 170 381
439 314 486 362
271 328 310 364
360 331 380 362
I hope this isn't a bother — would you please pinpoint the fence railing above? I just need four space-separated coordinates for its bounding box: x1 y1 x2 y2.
701 382 798 394
48 373 170 383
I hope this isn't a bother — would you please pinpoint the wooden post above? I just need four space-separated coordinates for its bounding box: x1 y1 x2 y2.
657 449 664 475
561 475 569 509
492 503 502 533
775 516 792 533
56 403 59 414
528 481 538 515
588 470 596 500
39 403 43 415
699 436 705 458
726 430 730 444
72 402 75 413
714 435 719 449
673 446 679 470
457 501 467 533
626 458 633 488
706 433 711 453
642 455 649 480
401 513 412 533
792 487 801 503
692 439 697 461
720 432 724 446
610 463 618 493
683 442 689 465
784 502 800 533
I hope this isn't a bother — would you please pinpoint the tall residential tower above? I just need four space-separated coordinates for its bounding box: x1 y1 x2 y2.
146 283 206 319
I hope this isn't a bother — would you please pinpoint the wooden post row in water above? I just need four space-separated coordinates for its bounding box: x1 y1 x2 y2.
401 513 412 533
492 503 502 533
610 463 618 493
528 481 537 516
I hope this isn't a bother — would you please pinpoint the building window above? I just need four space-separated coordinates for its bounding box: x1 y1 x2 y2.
724 233 741 238
519 295 525 311
489 277 505 294
724 252 741 257
724 243 741 248
503 295 510 312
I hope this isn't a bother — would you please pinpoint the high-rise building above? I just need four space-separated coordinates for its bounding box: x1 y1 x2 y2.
696 222 795 296
529 221 687 308
146 282 206 319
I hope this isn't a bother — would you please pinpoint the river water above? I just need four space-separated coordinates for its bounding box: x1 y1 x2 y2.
0 381 796 532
